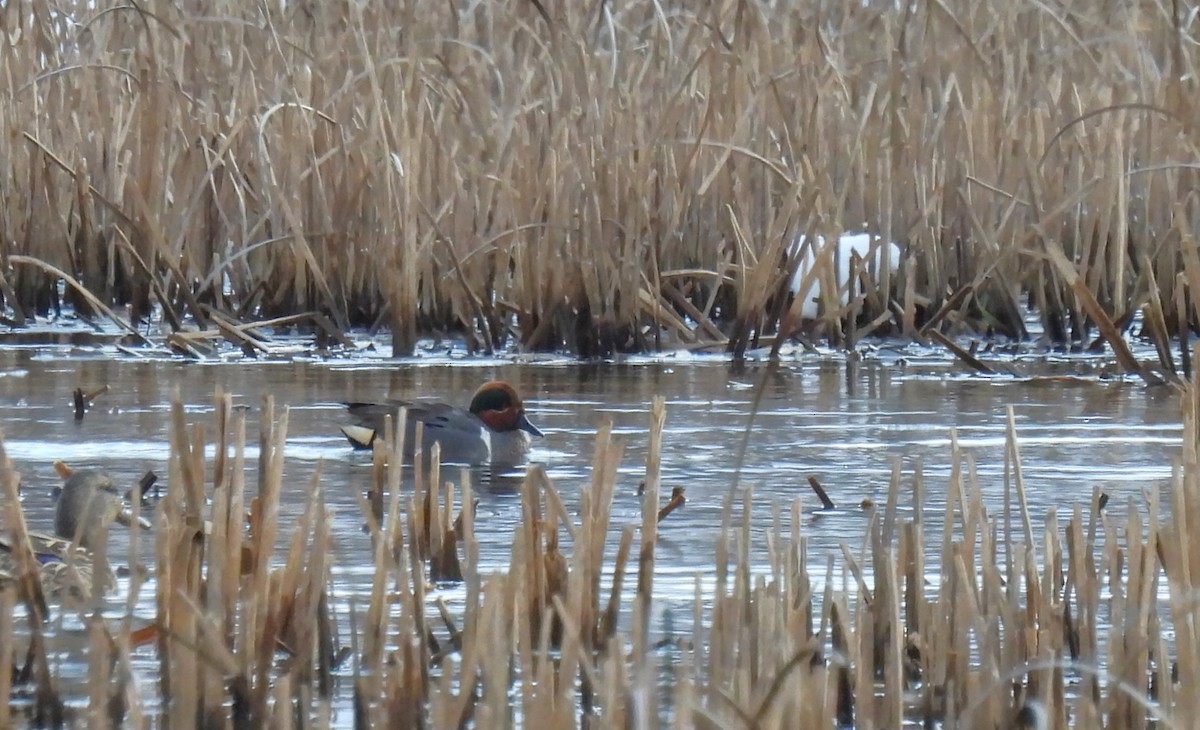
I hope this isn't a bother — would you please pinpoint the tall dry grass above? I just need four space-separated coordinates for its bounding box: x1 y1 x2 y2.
0 366 1198 725
4 1 1200 356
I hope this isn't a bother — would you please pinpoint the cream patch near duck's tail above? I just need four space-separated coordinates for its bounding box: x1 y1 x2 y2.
341 425 377 450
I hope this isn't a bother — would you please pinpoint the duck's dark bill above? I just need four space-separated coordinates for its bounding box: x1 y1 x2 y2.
517 413 543 438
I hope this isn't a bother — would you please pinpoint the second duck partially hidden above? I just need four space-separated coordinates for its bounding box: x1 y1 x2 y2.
341 380 543 466
0 467 149 604
55 467 143 551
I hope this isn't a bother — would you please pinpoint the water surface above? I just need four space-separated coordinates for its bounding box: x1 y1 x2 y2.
0 346 1181 717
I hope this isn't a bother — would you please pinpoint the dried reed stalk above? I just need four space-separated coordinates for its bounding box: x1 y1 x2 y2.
6 2 1195 353
0 590 8 725
9 362 1200 726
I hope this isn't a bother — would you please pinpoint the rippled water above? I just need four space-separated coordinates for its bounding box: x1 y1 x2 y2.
0 344 1183 718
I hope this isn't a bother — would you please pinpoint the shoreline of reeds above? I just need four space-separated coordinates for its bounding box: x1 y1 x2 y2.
3 2 1199 361
0 360 1197 726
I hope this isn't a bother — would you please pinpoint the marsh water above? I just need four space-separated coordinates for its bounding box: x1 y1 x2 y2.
0 344 1183 716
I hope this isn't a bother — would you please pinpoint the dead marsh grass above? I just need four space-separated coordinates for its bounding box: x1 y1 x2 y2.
0 364 1197 726
3 2 1200 358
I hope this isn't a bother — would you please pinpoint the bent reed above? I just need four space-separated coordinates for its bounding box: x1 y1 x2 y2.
0 365 1197 727
3 2 1200 357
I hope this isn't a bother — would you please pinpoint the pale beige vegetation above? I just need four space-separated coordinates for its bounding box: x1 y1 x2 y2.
0 367 1194 726
2 1 1199 358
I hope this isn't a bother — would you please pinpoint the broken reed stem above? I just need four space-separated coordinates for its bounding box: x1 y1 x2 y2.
657 486 686 523
0 590 9 728
249 396 288 722
637 397 667 645
86 616 110 727
0 433 47 624
806 475 836 510
162 397 201 726
1006 406 1035 549
0 427 60 725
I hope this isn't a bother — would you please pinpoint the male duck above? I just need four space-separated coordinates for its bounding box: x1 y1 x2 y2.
341 380 543 466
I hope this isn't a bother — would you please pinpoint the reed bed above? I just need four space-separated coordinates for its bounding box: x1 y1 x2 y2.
2 1 1200 358
0 365 1195 727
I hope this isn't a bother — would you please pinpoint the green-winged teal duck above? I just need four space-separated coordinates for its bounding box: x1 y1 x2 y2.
341 380 542 465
